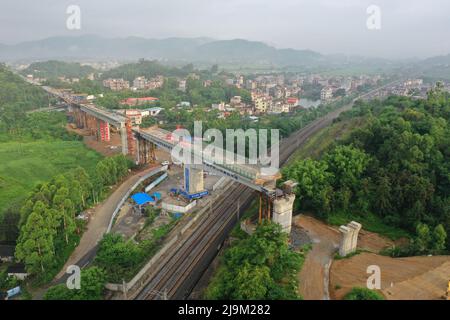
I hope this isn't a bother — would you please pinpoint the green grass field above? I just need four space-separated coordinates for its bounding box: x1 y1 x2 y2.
0 140 103 215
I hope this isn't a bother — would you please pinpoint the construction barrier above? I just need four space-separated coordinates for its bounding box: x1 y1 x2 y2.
106 178 236 296
161 200 197 214
106 165 168 233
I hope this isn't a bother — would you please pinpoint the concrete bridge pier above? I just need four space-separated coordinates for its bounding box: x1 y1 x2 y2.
120 125 129 155
183 164 204 194
347 221 362 251
338 225 353 257
136 137 156 165
272 194 296 234
73 107 84 129
99 120 110 142
338 221 362 257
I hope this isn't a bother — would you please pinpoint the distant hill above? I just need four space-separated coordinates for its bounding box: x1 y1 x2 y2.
423 54 450 66
100 60 190 82
2 35 448 74
0 35 323 66
411 54 450 81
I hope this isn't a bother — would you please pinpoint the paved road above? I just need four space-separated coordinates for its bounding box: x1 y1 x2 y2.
53 166 158 281
32 166 160 299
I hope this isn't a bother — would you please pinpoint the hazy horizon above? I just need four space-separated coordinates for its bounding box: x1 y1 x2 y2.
1 0 450 59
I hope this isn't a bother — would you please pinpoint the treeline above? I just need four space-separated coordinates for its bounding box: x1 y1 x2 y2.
44 267 106 300
21 61 96 80
0 65 79 141
100 59 190 82
0 64 48 110
205 222 305 300
0 111 81 143
14 155 133 282
283 84 450 252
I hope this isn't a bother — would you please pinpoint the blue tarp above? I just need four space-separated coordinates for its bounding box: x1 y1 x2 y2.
131 193 154 205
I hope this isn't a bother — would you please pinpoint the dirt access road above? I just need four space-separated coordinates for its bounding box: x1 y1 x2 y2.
53 165 159 281
294 215 398 300
295 215 450 300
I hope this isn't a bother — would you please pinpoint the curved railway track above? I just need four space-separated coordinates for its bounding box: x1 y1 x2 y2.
136 184 251 299
134 113 340 300
133 82 400 300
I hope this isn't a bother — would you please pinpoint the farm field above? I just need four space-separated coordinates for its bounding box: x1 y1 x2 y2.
0 139 103 215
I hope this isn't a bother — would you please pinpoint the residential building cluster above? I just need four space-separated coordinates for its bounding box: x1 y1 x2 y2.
102 78 130 91
373 79 430 99
205 73 384 119
132 75 164 91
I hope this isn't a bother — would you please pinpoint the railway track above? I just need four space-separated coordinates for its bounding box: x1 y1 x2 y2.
134 115 338 300
136 184 253 299
133 82 399 300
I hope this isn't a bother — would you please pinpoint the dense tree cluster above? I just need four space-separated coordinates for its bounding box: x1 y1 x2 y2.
43 267 106 300
21 61 96 80
100 59 189 82
14 155 132 280
0 64 48 108
0 64 49 135
344 287 384 300
15 168 91 278
284 85 450 252
94 222 173 282
0 111 81 143
205 222 305 300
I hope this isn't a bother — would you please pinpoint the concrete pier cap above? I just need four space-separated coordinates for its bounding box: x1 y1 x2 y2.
338 221 362 257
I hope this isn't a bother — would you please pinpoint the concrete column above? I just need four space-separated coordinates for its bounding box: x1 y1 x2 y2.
120 125 128 155
82 111 87 128
135 136 141 165
99 121 110 142
338 225 353 257
347 221 362 253
184 164 204 194
272 194 296 234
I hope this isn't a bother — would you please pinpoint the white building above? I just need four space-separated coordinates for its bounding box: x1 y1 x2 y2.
321 87 334 101
133 76 147 90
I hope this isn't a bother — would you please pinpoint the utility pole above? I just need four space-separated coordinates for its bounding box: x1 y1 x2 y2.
236 198 240 221
209 197 212 217
122 279 128 300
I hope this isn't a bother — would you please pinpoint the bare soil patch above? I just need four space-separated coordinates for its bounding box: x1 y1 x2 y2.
330 252 450 300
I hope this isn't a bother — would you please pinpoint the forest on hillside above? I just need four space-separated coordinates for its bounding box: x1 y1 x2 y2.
283 84 450 254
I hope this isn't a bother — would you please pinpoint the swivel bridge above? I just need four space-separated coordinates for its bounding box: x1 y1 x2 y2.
42 86 132 155
133 127 295 232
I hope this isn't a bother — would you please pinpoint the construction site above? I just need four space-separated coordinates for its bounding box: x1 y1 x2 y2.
34 84 450 302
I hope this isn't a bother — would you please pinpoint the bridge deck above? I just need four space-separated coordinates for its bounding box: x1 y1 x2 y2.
135 127 280 191
42 86 127 126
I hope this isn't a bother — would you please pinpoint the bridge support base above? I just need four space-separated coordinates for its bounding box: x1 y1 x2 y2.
272 194 296 234
136 137 156 165
338 221 362 256
184 164 204 194
121 125 128 155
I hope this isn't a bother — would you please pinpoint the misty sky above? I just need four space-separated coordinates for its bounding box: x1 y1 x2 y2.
1 0 449 59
